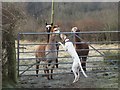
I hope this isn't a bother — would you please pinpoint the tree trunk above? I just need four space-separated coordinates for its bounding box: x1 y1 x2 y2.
2 24 17 88
7 24 17 83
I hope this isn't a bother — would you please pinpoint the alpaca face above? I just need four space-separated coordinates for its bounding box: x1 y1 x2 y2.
45 23 53 33
71 27 78 32
52 25 60 34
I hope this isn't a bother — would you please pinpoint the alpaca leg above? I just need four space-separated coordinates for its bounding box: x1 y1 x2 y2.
51 65 55 79
81 57 87 71
43 65 47 77
46 69 50 80
82 62 86 71
56 58 58 68
56 42 59 68
51 69 53 79
43 64 50 79
36 60 40 77
44 67 47 74
43 70 46 77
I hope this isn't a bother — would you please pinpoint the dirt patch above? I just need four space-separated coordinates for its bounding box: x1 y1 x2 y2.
16 42 118 88
17 71 118 88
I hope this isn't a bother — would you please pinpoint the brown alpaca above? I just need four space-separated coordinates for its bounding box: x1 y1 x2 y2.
35 23 59 77
35 45 46 77
46 23 59 68
44 25 60 79
71 27 89 71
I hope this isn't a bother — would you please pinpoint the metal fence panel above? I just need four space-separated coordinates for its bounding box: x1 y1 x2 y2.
17 31 119 77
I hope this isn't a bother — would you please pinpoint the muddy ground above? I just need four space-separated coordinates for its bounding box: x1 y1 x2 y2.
16 42 118 88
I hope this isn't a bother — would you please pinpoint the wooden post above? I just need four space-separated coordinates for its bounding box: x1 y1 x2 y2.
7 24 17 83
51 0 54 24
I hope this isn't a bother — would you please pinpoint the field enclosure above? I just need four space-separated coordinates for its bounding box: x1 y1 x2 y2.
16 31 119 88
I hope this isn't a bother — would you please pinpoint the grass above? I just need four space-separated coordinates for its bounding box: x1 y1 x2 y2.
103 50 119 65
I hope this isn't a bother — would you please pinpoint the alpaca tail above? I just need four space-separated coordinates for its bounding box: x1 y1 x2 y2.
78 58 88 77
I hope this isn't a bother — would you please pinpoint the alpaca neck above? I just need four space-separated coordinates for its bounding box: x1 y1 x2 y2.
73 32 83 49
48 34 56 43
47 34 50 43
74 33 81 42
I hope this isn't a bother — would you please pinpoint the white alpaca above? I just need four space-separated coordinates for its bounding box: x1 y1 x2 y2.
58 34 88 83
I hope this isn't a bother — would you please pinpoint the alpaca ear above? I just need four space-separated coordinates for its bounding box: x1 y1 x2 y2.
45 22 47 25
51 23 53 26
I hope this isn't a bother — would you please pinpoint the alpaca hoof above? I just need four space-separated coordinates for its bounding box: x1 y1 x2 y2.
47 78 50 80
51 76 53 79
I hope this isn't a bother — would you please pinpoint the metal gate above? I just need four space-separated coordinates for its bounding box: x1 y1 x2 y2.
17 31 119 77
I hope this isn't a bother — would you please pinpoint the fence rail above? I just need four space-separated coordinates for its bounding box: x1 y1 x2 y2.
20 70 118 77
19 59 118 66
17 31 119 76
18 31 120 35
19 48 119 53
19 41 120 45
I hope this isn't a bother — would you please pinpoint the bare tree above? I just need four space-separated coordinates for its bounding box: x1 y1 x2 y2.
2 2 25 87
